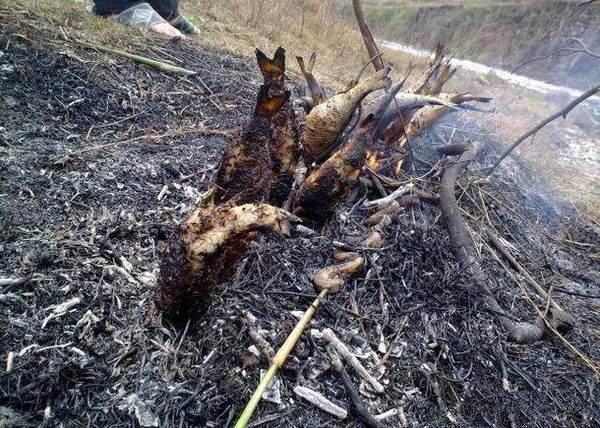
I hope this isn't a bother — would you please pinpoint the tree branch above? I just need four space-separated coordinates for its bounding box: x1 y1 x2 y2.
513 38 600 73
487 84 600 174
352 0 385 72
440 143 545 343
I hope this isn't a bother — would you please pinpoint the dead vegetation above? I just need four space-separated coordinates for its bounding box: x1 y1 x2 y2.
360 0 600 90
1 1 600 428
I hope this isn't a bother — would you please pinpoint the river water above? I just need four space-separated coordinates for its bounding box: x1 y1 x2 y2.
381 40 600 109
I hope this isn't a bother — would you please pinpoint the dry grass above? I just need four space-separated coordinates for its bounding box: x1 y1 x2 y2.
183 0 425 88
19 1 427 88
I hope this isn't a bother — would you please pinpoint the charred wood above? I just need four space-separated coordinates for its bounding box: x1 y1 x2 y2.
437 143 468 157
294 116 376 221
352 0 385 72
214 48 291 205
269 99 300 207
294 80 404 222
157 203 296 319
439 143 545 343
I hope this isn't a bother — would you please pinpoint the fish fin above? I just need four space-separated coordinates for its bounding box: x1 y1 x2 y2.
256 47 286 82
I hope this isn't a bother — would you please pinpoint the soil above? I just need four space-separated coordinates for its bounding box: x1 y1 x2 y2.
1 8 600 428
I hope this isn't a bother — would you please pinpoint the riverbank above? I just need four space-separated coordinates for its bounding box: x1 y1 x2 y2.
360 0 600 90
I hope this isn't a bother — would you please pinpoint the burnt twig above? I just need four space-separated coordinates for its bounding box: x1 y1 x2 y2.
293 386 348 419
352 0 385 72
439 143 545 343
315 328 385 393
363 183 414 209
0 274 33 293
484 227 565 312
339 364 383 428
328 346 383 428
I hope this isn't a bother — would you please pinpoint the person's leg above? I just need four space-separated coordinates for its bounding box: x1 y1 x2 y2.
147 0 200 35
113 3 185 39
169 14 200 36
146 0 179 20
91 0 141 16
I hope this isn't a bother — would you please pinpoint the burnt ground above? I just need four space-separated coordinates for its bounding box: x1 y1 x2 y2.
1 7 600 428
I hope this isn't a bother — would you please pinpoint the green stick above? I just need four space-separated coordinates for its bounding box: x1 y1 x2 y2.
73 39 197 77
234 289 329 428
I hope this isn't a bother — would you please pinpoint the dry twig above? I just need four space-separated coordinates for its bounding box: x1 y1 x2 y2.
352 0 385 72
293 385 348 419
314 328 385 393
363 184 414 209
487 84 600 173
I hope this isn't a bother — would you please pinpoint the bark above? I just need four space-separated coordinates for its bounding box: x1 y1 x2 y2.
215 48 293 205
294 116 376 221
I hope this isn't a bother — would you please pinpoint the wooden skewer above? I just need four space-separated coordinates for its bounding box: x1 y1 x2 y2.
234 289 329 428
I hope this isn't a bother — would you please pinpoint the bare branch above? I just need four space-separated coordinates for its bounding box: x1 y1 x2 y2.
440 143 545 344
570 37 600 59
487 84 600 174
352 0 385 72
513 38 600 73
